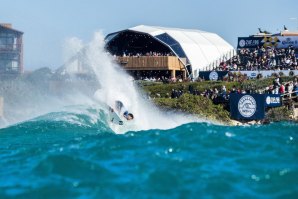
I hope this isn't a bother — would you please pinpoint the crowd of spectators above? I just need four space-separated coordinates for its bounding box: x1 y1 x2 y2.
216 46 298 71
168 76 298 107
121 51 175 57
140 76 184 83
171 89 184 98
264 76 298 96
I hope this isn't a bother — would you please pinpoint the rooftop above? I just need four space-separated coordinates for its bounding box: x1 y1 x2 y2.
0 23 23 34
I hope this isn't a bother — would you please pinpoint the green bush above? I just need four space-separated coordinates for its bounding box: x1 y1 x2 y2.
154 94 231 123
265 106 293 122
141 76 298 98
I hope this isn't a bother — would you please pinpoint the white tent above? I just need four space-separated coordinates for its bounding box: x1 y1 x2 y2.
106 25 235 76
129 25 234 74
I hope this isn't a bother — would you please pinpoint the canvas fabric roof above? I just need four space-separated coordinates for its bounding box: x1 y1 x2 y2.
129 25 234 73
106 25 234 75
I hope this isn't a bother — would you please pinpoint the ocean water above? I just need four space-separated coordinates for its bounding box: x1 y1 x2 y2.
0 106 297 199
1 32 297 198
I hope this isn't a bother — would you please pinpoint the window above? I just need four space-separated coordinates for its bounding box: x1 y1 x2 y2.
155 33 187 58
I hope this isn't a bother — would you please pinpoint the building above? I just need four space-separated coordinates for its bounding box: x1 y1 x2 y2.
105 25 235 79
0 23 23 75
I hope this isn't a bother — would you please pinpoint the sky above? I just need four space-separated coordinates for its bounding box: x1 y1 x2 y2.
1 0 298 70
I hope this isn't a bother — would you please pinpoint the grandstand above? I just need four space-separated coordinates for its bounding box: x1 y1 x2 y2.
197 28 298 81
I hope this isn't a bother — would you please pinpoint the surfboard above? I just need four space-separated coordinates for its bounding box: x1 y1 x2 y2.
108 106 124 125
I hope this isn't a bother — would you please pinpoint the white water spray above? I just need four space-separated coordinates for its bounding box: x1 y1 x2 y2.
81 32 198 132
0 32 202 132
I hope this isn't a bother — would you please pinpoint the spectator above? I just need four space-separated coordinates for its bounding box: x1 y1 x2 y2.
215 46 298 71
222 85 227 94
279 84 285 94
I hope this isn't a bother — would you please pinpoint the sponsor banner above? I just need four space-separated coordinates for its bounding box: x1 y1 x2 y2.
236 70 298 78
230 94 265 120
276 36 298 48
265 94 282 107
199 70 298 80
199 71 229 81
238 36 298 49
209 71 219 81
237 37 263 48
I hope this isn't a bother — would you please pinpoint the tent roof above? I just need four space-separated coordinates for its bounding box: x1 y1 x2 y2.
107 25 234 74
129 25 208 36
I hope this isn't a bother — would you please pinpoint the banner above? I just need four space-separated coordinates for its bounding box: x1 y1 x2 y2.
237 37 263 49
264 94 282 107
230 94 265 120
238 36 298 49
275 36 298 48
241 70 298 78
198 71 229 81
198 70 298 80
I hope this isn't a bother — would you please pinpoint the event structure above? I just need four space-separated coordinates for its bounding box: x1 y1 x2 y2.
105 25 235 79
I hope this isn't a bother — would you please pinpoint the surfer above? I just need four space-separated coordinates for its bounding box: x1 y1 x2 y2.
114 100 134 121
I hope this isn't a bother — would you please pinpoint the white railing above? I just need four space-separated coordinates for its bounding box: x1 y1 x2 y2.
203 49 236 71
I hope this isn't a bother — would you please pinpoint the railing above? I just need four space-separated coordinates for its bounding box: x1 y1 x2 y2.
202 49 236 71
281 91 298 102
117 56 185 71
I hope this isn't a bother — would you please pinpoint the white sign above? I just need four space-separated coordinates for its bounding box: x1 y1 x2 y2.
239 39 246 48
238 95 257 118
266 96 280 105
239 70 298 79
209 71 219 81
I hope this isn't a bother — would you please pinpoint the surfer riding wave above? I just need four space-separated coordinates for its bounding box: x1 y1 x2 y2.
110 100 134 121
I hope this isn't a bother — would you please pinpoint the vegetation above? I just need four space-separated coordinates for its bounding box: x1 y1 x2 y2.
139 76 296 98
153 94 231 124
265 106 294 123
138 76 298 124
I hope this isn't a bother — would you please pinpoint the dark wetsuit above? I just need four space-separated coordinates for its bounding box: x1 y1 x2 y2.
115 100 131 119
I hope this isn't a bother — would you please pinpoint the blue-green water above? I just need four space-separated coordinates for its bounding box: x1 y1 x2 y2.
0 108 297 199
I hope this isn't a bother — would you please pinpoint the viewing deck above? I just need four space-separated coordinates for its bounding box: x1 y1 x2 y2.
117 56 186 71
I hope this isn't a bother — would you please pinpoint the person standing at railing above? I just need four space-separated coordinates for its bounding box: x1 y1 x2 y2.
279 84 285 94
273 76 281 94
288 82 294 98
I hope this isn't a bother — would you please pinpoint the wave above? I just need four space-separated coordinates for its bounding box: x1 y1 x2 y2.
0 105 297 141
0 105 113 135
1 102 205 136
1 113 297 198
2 103 297 137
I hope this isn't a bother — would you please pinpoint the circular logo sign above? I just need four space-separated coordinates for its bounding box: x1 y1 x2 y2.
239 39 246 47
209 71 219 81
251 73 257 77
266 96 271 105
238 95 257 118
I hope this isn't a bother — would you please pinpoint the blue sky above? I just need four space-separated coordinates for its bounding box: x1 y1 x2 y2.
1 0 298 70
